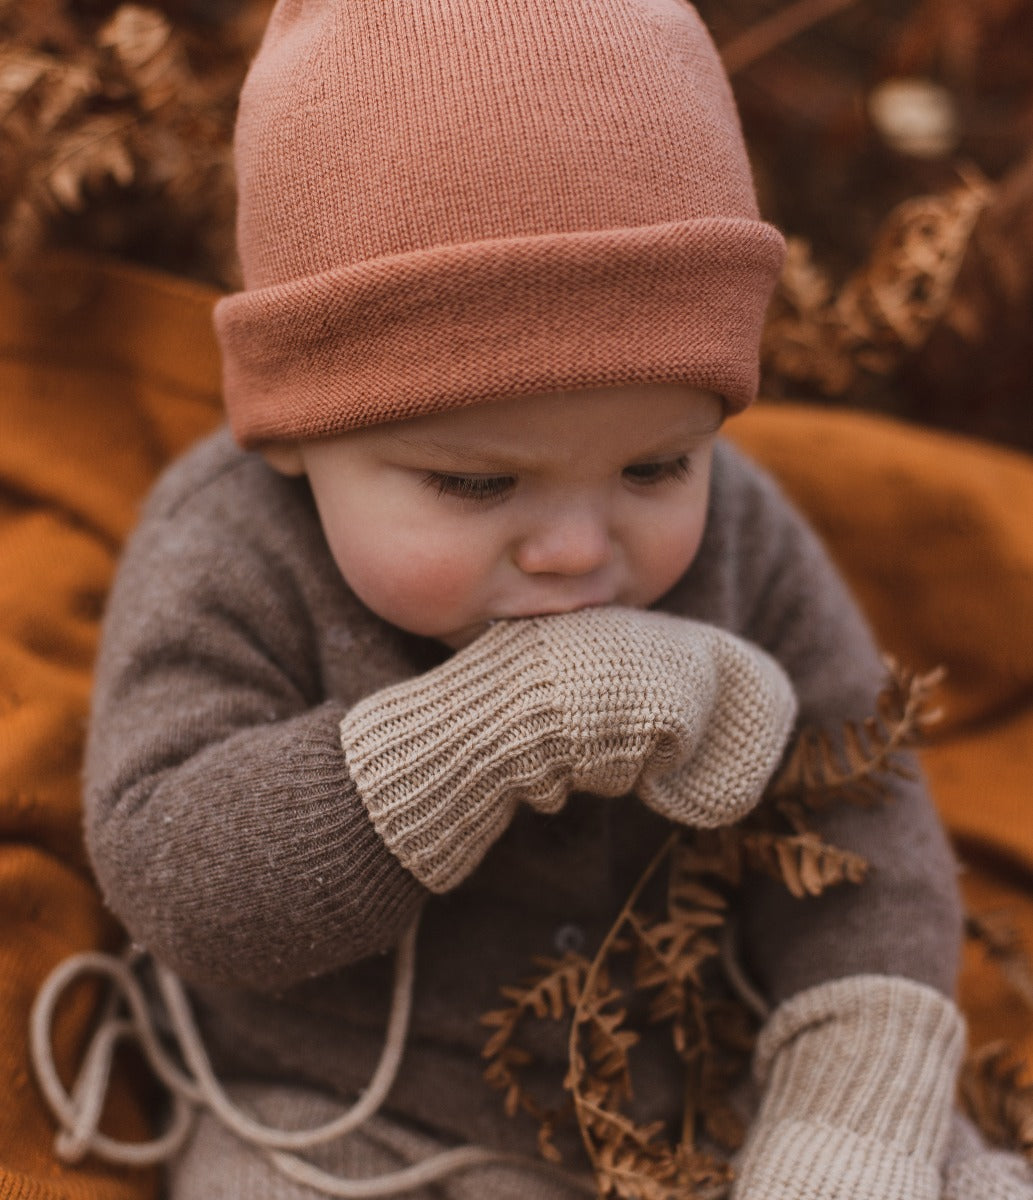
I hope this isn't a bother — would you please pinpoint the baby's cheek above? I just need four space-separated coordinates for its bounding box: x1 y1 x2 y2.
348 534 487 635
396 543 479 611
634 512 707 603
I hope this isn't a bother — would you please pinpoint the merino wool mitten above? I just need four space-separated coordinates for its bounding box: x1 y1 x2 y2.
340 607 797 892
732 975 965 1200
942 1113 1033 1200
946 1152 1033 1199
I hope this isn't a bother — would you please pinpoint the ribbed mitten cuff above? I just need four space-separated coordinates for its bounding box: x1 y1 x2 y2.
733 975 966 1199
341 609 797 893
341 621 568 893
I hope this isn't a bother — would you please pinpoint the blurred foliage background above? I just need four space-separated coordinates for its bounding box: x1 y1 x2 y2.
0 0 1030 450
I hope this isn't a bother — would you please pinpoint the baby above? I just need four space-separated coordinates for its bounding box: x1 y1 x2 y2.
77 2 1025 1197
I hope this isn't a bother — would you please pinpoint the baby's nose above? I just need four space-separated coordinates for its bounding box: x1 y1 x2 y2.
514 509 613 576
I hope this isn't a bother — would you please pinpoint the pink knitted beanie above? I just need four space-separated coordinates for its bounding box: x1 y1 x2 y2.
214 0 786 447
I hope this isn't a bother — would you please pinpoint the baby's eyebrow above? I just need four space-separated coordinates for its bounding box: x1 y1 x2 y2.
692 414 725 436
389 418 722 469
390 436 520 469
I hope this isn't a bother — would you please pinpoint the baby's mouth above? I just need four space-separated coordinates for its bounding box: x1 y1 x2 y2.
443 597 619 649
436 620 494 651
498 598 614 621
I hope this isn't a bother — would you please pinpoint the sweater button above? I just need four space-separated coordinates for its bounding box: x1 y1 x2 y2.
553 923 586 955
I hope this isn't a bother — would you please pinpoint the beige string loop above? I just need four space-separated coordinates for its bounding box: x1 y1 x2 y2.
29 920 593 1197
30 949 199 1165
719 917 771 1022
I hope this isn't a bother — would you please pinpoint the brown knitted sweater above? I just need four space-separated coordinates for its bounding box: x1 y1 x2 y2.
83 429 963 1157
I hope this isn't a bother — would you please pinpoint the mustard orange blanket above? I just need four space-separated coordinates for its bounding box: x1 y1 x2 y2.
1 254 1030 1200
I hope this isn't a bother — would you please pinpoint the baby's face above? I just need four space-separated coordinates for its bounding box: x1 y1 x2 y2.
266 383 723 649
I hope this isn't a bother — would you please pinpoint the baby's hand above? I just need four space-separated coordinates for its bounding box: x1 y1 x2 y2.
942 1112 1033 1199
339 607 795 893
732 976 964 1200
540 606 797 826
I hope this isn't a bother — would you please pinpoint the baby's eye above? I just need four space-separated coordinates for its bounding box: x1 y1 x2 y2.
422 472 516 502
622 456 692 486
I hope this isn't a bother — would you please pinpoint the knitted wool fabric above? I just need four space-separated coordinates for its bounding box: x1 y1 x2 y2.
215 0 786 446
732 975 966 1200
167 1083 591 1200
943 1115 1033 1200
340 608 797 893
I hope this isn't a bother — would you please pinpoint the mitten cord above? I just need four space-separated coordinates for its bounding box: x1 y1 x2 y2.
29 920 594 1195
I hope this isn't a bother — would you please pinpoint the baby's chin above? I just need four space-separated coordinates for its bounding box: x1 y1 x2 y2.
434 621 494 652
434 602 630 651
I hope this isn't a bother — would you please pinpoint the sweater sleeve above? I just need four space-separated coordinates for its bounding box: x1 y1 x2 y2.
83 436 427 994
668 440 964 1004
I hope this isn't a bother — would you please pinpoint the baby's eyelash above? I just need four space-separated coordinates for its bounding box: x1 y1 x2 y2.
421 457 691 501
622 455 692 485
421 472 515 502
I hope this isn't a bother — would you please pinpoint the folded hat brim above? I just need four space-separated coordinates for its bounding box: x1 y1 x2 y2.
215 216 785 446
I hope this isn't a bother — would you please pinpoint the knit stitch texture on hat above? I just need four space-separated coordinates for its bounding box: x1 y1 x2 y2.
215 0 786 445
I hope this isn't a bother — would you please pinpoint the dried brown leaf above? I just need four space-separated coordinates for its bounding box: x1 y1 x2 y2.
479 668 961 1194
762 177 991 396
671 829 743 888
537 1120 563 1164
961 1042 1033 1161
97 6 190 113
38 115 136 211
743 831 868 898
480 953 588 1147
704 1102 747 1154
966 911 1033 1011
771 659 944 806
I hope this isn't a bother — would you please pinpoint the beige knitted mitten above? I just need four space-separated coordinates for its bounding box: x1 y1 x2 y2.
943 1112 1033 1200
732 975 965 1200
340 607 797 892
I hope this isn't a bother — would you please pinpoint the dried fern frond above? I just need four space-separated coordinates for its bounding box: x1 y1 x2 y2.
741 831 868 899
770 658 945 806
762 175 992 397
0 0 260 287
564 834 743 1197
0 49 96 131
483 814 865 1191
961 1042 1033 1162
579 1079 733 1199
97 6 187 114
631 915 719 1037
840 173 991 359
760 237 856 395
0 48 99 208
591 1129 733 1200
477 663 982 1196
480 952 588 1137
577 995 640 1106
3 114 137 262
668 829 743 891
31 115 136 213
966 911 1033 1011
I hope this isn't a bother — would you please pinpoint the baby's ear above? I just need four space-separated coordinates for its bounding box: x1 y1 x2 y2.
259 442 305 476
